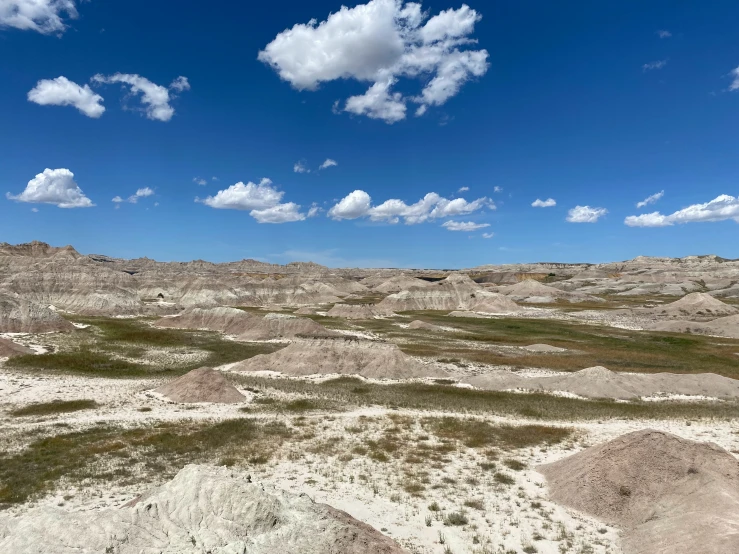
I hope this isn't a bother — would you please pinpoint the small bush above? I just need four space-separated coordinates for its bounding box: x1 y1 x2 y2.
494 472 515 485
444 511 469 526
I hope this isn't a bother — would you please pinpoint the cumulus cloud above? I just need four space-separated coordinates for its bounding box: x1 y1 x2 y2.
636 190 664 209
328 189 492 224
198 178 307 224
319 159 338 170
258 0 488 123
27 76 105 118
625 194 739 227
442 220 490 231
6 168 94 208
112 187 155 204
643 60 667 72
327 190 373 220
482 232 494 239
293 161 310 173
566 205 608 223
532 198 556 208
193 177 207 185
657 30 672 38
91 73 189 122
0 0 78 34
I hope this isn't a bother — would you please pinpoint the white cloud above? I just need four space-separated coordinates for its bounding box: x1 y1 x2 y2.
442 220 490 231
482 232 494 239
566 205 608 223
625 194 739 227
211 176 219 181
294 161 310 173
532 198 556 208
327 190 373 220
27 76 105 118
6 168 93 208
636 190 664 209
493 186 503 193
344 78 407 123
193 177 207 185
730 66 739 92
251 202 305 224
328 189 492 224
258 0 488 123
0 0 78 34
643 60 667 72
112 187 155 204
319 158 338 170
307 203 321 217
657 30 672 38
198 178 307 224
458 186 469 192
91 73 189 122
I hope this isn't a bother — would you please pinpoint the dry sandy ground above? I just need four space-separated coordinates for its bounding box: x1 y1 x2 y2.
2 363 738 554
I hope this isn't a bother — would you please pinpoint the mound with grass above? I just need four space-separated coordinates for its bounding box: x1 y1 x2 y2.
466 365 739 400
154 366 245 403
650 292 738 319
408 320 445 331
155 307 335 340
0 464 405 554
539 429 739 554
378 274 520 312
497 279 604 303
233 337 447 379
326 303 395 319
0 293 74 333
522 344 567 353
650 314 739 338
0 337 33 358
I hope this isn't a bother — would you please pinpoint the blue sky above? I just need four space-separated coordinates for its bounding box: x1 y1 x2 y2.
1 0 739 267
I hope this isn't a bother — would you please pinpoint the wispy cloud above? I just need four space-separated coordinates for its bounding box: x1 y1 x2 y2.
642 60 667 72
657 30 672 39
636 190 664 209
319 159 338 170
442 220 490 231
566 205 608 223
193 177 207 185
532 198 556 208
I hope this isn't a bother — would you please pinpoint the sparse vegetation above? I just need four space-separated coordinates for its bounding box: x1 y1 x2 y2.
9 400 99 417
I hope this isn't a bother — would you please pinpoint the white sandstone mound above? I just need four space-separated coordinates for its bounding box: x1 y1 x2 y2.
0 464 406 554
408 320 445 331
373 275 431 294
154 307 335 340
377 274 520 313
465 365 739 400
497 279 603 303
154 367 245 403
0 337 33 358
539 429 739 554
522 344 567 353
326 303 396 319
652 292 738 319
650 313 739 338
233 337 447 379
0 293 74 333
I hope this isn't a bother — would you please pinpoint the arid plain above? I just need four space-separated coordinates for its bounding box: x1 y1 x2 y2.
1 241 739 553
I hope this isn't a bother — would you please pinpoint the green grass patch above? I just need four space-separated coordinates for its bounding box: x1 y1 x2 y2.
9 400 99 418
0 418 291 507
421 417 571 449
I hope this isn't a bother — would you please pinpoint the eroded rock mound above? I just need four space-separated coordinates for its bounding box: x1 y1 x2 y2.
466 365 739 400
326 303 395 319
233 337 447 379
373 275 431 294
539 429 739 554
650 314 739 338
0 464 406 554
237 312 339 340
498 279 603 303
0 337 33 358
154 367 245 403
0 293 74 333
651 292 738 319
378 274 520 312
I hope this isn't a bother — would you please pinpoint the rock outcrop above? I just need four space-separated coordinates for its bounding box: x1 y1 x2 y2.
0 293 74 333
153 367 245 403
0 464 407 554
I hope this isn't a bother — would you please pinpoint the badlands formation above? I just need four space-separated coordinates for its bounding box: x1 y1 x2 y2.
2 242 739 553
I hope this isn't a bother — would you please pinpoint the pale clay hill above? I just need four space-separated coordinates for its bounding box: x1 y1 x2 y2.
0 337 33 358
0 293 74 333
0 465 406 554
153 367 246 404
232 337 448 379
540 429 739 554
